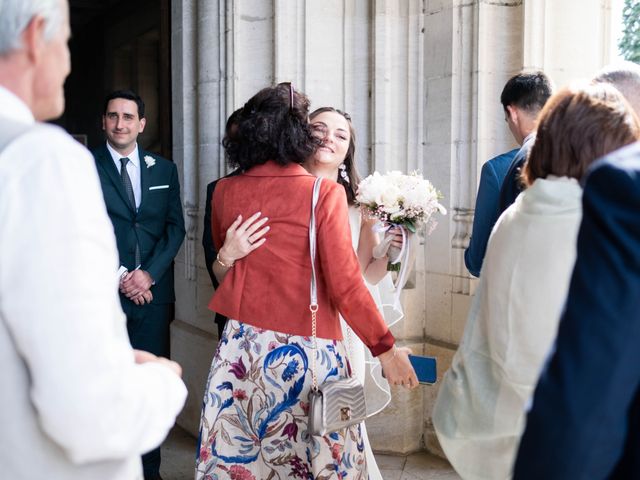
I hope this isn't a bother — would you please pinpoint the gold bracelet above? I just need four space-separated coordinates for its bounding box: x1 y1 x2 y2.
215 252 235 268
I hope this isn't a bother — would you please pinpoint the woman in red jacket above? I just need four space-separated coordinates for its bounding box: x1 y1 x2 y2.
195 83 416 480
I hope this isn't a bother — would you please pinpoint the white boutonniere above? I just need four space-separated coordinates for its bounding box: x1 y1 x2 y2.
144 155 156 168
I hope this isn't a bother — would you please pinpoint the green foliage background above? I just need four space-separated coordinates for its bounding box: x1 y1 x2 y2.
619 0 640 62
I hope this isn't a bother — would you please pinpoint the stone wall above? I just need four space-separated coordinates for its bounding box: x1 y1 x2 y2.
170 0 614 457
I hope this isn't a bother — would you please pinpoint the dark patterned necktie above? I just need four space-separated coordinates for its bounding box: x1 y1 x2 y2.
120 157 141 266
120 157 136 208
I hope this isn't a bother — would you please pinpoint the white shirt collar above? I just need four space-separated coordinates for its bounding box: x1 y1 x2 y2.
0 85 36 125
106 141 140 168
523 132 536 145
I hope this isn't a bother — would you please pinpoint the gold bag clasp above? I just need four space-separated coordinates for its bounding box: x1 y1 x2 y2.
340 407 351 421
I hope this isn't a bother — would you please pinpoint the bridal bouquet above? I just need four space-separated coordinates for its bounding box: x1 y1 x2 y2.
355 171 447 311
355 170 447 233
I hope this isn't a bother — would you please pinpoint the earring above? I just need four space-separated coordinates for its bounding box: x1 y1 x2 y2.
339 163 350 183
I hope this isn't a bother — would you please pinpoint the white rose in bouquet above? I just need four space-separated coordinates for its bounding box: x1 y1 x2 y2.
357 171 387 205
356 171 446 232
380 185 402 215
356 170 446 271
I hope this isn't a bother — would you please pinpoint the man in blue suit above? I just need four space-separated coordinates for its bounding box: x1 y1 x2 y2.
464 148 518 276
513 141 640 479
497 71 552 215
93 90 185 480
465 72 551 277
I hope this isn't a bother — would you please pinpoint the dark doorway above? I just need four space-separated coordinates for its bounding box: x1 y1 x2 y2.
62 0 171 158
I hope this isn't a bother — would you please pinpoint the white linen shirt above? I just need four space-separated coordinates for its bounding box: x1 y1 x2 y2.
107 140 142 209
0 86 187 480
432 176 583 480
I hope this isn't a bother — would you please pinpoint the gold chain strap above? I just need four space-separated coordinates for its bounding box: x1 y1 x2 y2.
310 304 318 391
346 326 354 367
308 176 352 392
310 303 354 392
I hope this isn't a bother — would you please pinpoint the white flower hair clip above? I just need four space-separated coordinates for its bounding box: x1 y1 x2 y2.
144 155 156 168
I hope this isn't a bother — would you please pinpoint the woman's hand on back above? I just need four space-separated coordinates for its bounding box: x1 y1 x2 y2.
218 212 270 265
379 345 419 389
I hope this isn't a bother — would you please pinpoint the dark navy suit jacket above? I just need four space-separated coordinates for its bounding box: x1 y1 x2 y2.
498 134 536 215
202 169 241 338
514 142 640 479
93 143 185 305
464 148 518 276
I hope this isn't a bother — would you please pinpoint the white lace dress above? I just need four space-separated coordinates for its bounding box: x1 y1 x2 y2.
341 206 403 480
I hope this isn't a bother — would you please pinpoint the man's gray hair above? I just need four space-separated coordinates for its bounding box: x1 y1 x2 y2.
0 0 62 56
593 61 640 117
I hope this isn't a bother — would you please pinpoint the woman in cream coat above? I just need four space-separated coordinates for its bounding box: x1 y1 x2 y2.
432 84 640 480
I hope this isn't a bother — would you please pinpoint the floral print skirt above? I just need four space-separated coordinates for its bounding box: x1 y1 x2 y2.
195 319 368 480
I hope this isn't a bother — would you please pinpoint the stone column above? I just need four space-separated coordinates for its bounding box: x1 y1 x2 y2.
273 0 305 85
171 0 229 435
303 0 373 173
170 0 277 437
524 0 614 87
420 0 525 456
362 0 427 455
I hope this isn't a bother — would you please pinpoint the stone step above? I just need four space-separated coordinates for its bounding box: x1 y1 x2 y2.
377 451 460 479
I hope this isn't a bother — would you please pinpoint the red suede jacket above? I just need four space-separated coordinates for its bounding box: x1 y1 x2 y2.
209 161 394 356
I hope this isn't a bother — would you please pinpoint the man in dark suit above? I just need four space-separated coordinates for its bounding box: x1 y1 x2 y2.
202 108 243 339
497 71 552 214
203 178 232 339
513 142 640 479
464 149 517 277
93 90 185 480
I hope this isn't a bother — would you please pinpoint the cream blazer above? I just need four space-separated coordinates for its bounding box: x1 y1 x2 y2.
433 176 583 480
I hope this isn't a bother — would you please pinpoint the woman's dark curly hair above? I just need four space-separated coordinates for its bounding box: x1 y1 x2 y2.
223 83 318 170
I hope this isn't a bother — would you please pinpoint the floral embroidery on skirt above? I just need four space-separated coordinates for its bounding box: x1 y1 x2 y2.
195 319 368 480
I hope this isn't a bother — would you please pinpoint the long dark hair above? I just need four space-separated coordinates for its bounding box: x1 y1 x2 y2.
309 107 361 204
224 83 318 170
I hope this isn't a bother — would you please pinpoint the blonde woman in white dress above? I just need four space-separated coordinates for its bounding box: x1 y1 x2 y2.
304 107 403 480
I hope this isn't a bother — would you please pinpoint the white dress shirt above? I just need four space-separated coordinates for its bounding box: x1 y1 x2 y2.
107 141 142 209
0 85 187 480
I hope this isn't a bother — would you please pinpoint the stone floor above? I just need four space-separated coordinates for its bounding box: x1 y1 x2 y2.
161 425 460 479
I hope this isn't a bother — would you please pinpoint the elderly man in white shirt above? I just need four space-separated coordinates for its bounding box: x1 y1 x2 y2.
0 1 187 479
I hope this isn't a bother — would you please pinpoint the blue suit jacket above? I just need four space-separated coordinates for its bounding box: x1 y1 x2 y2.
464 148 518 276
498 134 535 215
513 142 640 479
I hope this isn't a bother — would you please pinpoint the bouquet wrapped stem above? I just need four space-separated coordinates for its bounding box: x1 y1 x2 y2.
372 223 419 309
358 171 447 311
372 223 408 271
